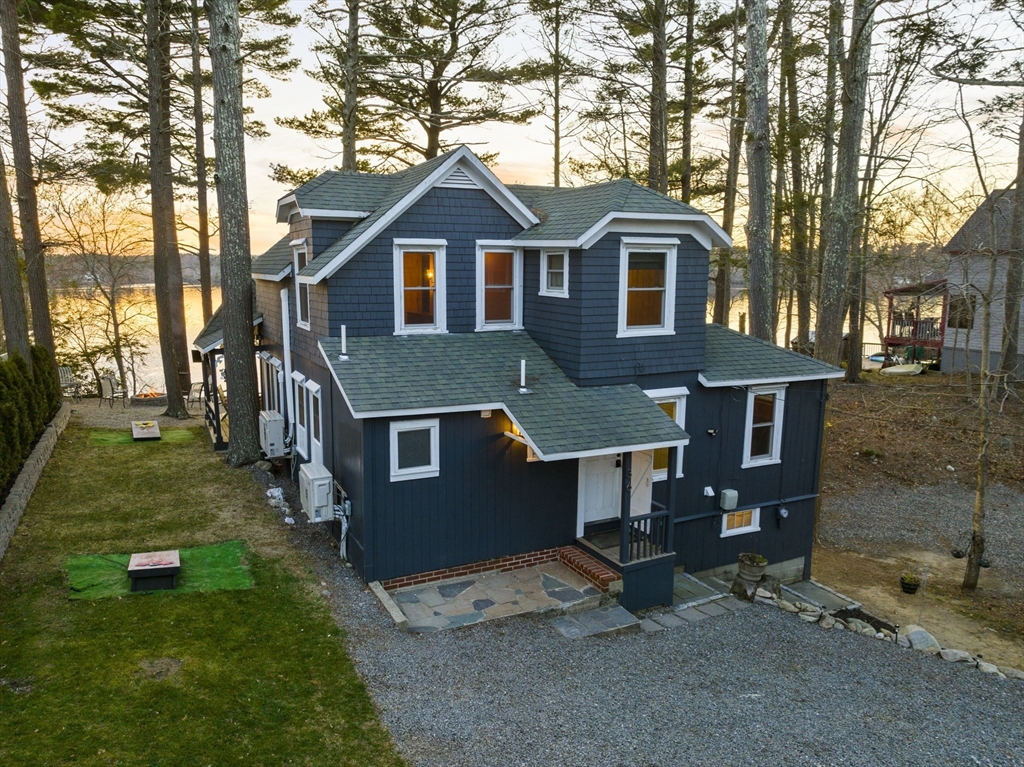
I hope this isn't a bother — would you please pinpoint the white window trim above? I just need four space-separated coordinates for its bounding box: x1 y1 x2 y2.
644 386 688 480
293 242 311 330
291 371 308 459
306 380 323 463
393 239 448 335
389 418 440 482
741 384 786 469
721 507 761 538
475 243 523 331
539 249 569 298
617 237 678 338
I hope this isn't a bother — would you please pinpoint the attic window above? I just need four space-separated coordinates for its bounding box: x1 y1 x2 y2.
617 238 678 338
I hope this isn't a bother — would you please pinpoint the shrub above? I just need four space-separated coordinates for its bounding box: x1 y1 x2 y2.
0 347 62 502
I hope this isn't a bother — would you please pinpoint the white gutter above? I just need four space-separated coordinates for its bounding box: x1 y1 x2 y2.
281 288 295 443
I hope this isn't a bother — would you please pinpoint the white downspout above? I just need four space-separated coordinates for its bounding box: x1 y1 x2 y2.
280 288 295 445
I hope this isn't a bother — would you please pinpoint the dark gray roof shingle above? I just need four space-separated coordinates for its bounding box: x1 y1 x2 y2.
701 324 843 385
251 235 294 278
320 331 687 458
509 179 704 241
289 171 394 212
193 304 263 353
945 189 1014 254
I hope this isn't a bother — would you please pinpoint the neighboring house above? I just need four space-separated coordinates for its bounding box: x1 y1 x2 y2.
942 189 1024 376
222 146 842 611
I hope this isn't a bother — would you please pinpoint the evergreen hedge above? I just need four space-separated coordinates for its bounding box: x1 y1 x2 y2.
0 347 61 502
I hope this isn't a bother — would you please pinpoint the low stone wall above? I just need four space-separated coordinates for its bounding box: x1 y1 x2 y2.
0 403 72 562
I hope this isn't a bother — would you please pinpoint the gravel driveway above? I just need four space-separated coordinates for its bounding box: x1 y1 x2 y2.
276 509 1024 767
821 482 1024 583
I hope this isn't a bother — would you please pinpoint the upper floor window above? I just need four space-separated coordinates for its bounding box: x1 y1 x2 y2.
947 295 975 329
742 385 785 468
477 245 522 330
293 241 310 329
393 239 447 334
540 250 568 298
617 238 677 338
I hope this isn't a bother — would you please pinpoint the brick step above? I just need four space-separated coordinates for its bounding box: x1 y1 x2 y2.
558 546 621 593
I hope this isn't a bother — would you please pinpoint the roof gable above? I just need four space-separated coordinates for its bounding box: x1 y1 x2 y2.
945 189 1014 254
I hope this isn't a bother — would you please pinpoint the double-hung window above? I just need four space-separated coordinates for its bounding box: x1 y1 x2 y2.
645 386 688 481
539 250 568 297
394 240 446 334
389 419 440 481
477 245 521 330
293 240 311 329
617 238 677 337
742 385 785 468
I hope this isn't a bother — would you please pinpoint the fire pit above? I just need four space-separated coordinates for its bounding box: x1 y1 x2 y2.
131 389 168 407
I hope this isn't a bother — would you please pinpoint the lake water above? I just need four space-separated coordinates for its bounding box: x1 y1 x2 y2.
57 286 877 390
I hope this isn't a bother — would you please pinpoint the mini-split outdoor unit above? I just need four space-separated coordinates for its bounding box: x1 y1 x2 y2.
259 410 286 458
299 461 334 523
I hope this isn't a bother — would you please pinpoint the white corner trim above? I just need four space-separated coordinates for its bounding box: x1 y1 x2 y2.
307 148 538 284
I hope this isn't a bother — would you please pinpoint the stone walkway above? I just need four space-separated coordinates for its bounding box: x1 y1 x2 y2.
389 562 602 633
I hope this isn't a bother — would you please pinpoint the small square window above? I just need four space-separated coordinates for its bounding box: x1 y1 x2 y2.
390 419 440 481
721 508 760 537
540 250 568 297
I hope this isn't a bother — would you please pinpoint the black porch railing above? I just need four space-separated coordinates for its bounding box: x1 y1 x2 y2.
622 509 672 563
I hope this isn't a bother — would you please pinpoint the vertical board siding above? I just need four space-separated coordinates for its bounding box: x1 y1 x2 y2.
360 410 578 583
324 187 524 338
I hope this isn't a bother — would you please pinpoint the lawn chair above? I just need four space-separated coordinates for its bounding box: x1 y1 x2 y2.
59 366 81 402
98 375 129 408
185 381 205 410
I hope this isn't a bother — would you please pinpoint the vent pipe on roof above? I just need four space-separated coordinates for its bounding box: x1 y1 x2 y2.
518 359 531 394
338 324 349 361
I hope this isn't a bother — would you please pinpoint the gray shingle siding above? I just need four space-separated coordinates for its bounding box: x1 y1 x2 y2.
573 231 707 384
325 186 524 336
254 280 284 358
522 248 583 380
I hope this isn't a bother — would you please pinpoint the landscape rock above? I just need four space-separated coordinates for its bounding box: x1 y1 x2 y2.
874 632 885 640
977 661 1001 676
730 577 757 602
778 600 800 613
757 574 783 598
255 460 273 472
819 614 835 629
939 649 975 664
998 667 1024 681
284 516 295 525
904 624 941 654
755 588 774 600
798 610 821 622
753 596 776 606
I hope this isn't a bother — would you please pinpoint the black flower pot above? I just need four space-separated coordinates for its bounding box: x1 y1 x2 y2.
900 578 920 595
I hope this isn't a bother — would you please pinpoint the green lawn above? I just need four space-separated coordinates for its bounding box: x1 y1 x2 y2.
0 426 404 766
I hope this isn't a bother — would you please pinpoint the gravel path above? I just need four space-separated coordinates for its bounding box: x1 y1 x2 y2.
257 478 1024 767
821 482 1024 579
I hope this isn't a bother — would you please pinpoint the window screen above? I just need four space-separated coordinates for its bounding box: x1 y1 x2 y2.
396 428 432 470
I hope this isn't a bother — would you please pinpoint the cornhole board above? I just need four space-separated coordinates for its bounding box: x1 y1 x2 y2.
128 549 180 592
131 420 161 441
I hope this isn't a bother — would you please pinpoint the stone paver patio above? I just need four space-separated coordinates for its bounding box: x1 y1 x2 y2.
389 562 602 632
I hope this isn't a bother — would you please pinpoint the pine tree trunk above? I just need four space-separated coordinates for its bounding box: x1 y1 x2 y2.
0 0 54 357
744 0 773 342
207 0 261 465
783 0 810 354
342 0 360 172
815 0 872 365
713 0 743 327
191 0 213 325
648 0 668 193
817 0 844 275
771 67 787 340
680 0 695 202
0 150 30 366
146 0 187 416
999 103 1024 382
553 0 561 188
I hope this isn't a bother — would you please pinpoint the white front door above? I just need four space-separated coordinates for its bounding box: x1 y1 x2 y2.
578 454 622 535
630 450 654 517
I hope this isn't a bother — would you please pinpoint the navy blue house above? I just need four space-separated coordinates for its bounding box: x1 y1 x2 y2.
237 146 842 610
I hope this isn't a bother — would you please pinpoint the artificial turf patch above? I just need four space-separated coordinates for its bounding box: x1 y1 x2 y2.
65 540 253 600
87 428 196 446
